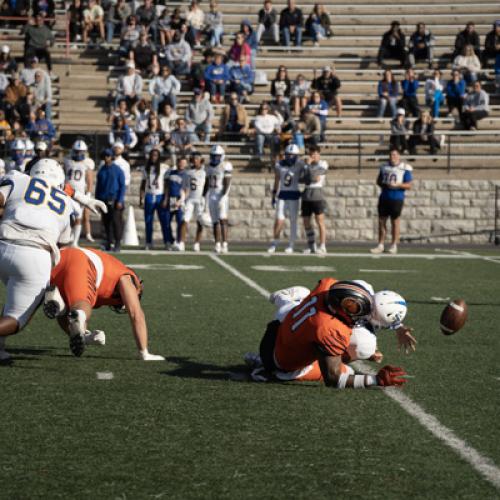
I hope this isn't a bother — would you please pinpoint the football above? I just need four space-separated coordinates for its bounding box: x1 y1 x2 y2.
440 299 468 335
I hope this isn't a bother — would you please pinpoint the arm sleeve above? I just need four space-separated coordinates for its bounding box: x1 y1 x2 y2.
117 169 126 203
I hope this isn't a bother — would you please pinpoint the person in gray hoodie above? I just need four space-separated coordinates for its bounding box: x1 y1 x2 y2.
185 88 214 143
461 81 490 130
149 65 181 112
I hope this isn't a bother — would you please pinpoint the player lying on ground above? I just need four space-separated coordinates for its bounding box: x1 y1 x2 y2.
43 246 165 361
0 160 107 361
246 279 415 388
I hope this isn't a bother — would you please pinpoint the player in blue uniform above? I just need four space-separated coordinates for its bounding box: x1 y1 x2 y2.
371 148 413 255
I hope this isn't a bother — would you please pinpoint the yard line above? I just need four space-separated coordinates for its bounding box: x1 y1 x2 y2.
210 255 500 491
96 372 114 380
359 269 418 273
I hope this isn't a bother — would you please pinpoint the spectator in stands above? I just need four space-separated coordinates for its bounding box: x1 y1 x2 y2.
190 49 213 90
240 20 258 69
0 0 27 23
400 68 420 117
32 69 52 119
119 15 141 58
149 65 180 112
168 118 196 163
280 0 303 48
424 68 445 118
270 89 293 133
483 20 500 67
83 0 105 45
377 21 406 67
157 8 173 47
446 69 466 117
109 98 131 123
26 107 55 146
159 102 179 138
251 102 281 161
130 31 158 75
133 98 151 138
0 109 11 142
408 23 434 68
312 65 342 117
205 1 224 48
453 21 480 58
105 0 131 44
228 32 251 67
109 115 138 150
185 88 213 143
409 109 440 155
68 0 84 44
32 0 55 20
377 69 399 118
461 81 490 130
23 14 55 74
204 52 229 103
165 31 192 76
389 108 409 153
306 90 327 141
219 91 249 140
305 4 332 47
453 44 481 86
20 55 47 87
95 148 126 252
0 45 17 73
136 0 157 41
4 73 27 122
112 140 131 188
17 90 36 126
271 66 292 102
371 147 413 255
229 55 254 103
256 0 279 45
0 70 8 98
168 7 185 34
496 54 500 92
297 107 321 147
142 116 166 155
116 61 143 110
186 0 205 47
291 73 310 116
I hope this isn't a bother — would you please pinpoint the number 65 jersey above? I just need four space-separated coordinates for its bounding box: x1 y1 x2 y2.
0 173 75 264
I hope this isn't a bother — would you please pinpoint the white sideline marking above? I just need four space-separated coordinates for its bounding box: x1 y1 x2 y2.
96 371 114 380
125 264 204 270
210 255 500 491
431 296 451 302
181 293 193 298
358 269 418 274
252 265 335 272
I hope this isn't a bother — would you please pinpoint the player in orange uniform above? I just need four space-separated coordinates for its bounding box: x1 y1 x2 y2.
44 247 164 360
255 279 407 389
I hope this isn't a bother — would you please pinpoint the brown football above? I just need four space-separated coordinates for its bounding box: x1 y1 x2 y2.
440 299 468 335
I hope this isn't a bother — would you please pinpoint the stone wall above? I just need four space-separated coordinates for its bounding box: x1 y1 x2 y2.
130 175 500 245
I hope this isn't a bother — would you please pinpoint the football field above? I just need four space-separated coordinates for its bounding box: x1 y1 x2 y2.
1 248 500 499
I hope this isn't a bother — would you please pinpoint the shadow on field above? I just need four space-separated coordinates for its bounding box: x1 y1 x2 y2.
161 356 250 382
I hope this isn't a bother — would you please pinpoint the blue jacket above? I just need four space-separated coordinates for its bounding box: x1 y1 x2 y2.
446 79 466 99
96 163 126 204
402 79 419 97
204 63 230 83
229 65 254 87
378 81 399 98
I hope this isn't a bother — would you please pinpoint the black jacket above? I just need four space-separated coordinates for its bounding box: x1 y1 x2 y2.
454 29 480 56
279 7 303 29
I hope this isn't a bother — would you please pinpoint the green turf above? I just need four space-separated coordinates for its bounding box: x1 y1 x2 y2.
1 250 500 499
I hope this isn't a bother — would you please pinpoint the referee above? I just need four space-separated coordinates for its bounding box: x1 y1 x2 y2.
371 148 413 255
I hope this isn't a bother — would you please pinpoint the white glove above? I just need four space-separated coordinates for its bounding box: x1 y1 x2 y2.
139 349 165 361
73 191 108 214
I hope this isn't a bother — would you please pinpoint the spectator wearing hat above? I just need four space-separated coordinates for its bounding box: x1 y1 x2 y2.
377 21 406 67
96 148 126 252
32 69 53 119
400 68 420 117
204 52 230 103
408 23 435 68
483 20 500 67
219 92 249 140
83 0 105 45
185 88 214 143
280 0 303 48
23 14 55 73
256 0 279 45
377 69 399 118
165 31 192 76
116 61 143 109
453 22 481 58
312 65 342 117
112 140 131 188
0 45 17 73
149 65 181 112
461 81 490 130
409 110 439 155
229 55 254 102
389 108 410 152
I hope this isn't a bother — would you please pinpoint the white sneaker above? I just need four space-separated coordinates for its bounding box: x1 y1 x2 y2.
84 330 106 346
244 352 263 368
317 244 327 255
387 244 398 254
215 242 222 253
222 242 228 253
139 349 165 361
193 242 201 252
284 245 294 254
370 244 385 254
267 244 277 254
177 241 185 251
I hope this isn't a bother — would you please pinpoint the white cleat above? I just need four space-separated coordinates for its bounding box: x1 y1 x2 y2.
193 242 201 252
43 285 67 319
221 242 229 253
284 246 294 254
370 244 385 254
85 233 95 242
267 244 277 254
215 242 222 253
244 352 263 368
317 244 327 255
68 309 86 357
139 349 165 361
84 329 106 346
387 244 398 254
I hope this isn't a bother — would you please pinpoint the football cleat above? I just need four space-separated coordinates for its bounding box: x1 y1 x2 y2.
284 245 294 254
387 244 398 254
267 244 277 254
193 242 201 252
43 285 67 319
243 352 263 368
317 244 327 255
215 242 222 253
222 242 228 253
68 309 86 357
84 330 106 346
370 244 384 254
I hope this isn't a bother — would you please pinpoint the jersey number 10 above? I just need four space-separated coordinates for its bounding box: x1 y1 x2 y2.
24 178 66 215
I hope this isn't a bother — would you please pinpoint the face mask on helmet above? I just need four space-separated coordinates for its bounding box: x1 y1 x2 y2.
72 151 86 161
12 151 24 163
284 153 297 166
326 281 373 326
210 154 222 166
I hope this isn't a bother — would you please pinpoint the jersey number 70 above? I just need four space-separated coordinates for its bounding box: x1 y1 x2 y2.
24 178 67 215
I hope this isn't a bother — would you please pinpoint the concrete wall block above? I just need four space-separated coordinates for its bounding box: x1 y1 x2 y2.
441 207 464 218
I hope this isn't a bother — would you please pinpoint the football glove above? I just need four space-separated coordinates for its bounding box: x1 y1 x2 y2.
73 191 108 214
376 365 407 387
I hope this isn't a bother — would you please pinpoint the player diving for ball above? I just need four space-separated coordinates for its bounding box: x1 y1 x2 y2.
245 279 416 388
0 159 107 361
43 246 165 361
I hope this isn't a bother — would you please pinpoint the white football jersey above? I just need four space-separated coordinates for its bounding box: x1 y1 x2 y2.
207 161 233 195
183 167 206 201
0 173 75 264
5 159 26 174
141 164 169 196
64 156 95 193
305 160 328 188
379 162 413 185
275 160 304 197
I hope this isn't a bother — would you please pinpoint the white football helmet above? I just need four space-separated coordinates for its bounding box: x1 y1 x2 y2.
285 143 299 155
210 144 225 165
30 158 66 188
370 290 407 330
72 139 88 152
35 141 48 151
11 139 25 152
347 326 377 361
